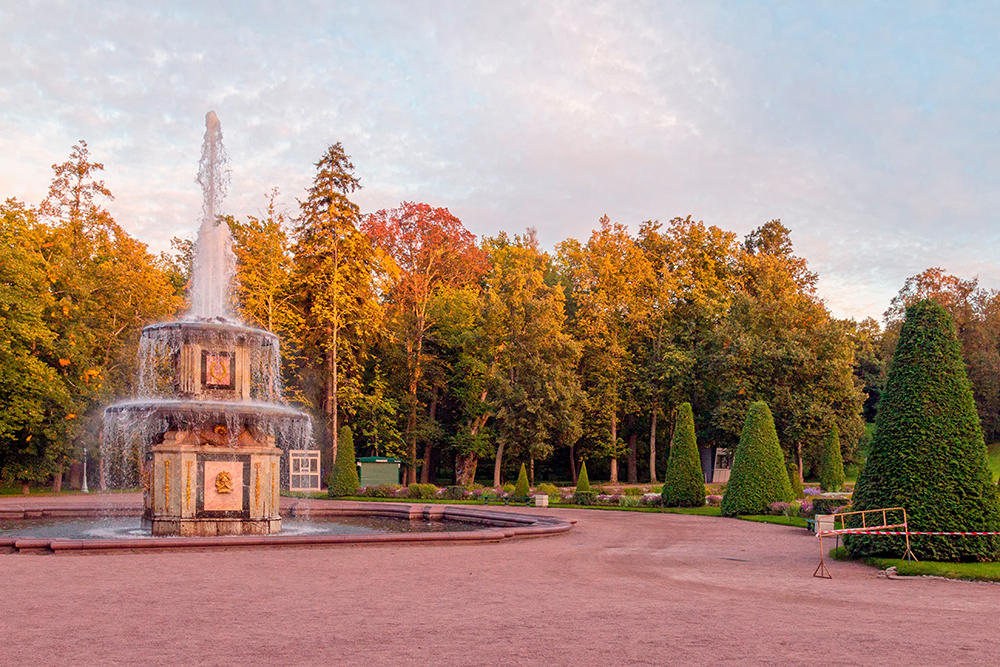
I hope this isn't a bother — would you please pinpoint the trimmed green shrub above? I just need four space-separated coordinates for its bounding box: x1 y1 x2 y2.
576 461 591 493
514 463 530 498
819 425 846 492
535 482 560 498
788 464 804 499
721 402 794 517
328 425 359 497
444 485 466 500
848 300 1000 562
622 487 646 496
661 403 706 507
574 491 598 505
407 483 437 499
501 482 515 494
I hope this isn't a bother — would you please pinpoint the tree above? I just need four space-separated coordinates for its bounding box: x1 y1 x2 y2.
294 143 381 470
328 424 359 497
721 401 794 516
848 300 1000 562
661 403 706 507
363 202 485 484
709 221 864 476
558 216 650 483
819 425 845 492
0 200 72 491
483 230 584 487
229 188 297 336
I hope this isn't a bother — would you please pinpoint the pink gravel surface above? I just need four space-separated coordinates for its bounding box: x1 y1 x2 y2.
2 495 999 666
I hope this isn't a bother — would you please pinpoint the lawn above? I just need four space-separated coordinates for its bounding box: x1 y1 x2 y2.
830 546 1000 582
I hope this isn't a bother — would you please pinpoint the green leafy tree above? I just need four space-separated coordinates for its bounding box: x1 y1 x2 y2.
709 221 864 476
848 300 1000 562
514 463 530 498
484 230 584 487
819 425 845 492
721 401 794 516
328 424 359 497
661 403 706 507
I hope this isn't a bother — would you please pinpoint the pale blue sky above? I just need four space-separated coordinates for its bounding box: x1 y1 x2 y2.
2 1 999 320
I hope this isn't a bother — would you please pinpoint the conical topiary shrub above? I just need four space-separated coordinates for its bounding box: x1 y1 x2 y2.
514 463 530 498
788 463 805 499
662 403 706 507
576 460 590 493
574 460 595 505
721 401 794 517
819 425 845 492
847 300 1000 562
328 425 359 497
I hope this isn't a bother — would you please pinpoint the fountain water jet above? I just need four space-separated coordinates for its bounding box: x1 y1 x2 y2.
102 111 312 536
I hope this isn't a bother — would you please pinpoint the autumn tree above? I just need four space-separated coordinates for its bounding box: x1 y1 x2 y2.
229 188 297 336
558 216 650 483
363 202 485 484
294 143 381 467
483 230 584 487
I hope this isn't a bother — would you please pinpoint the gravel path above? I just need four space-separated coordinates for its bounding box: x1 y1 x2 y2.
2 496 998 666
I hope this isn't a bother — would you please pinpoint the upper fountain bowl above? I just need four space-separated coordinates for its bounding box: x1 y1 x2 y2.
137 318 283 404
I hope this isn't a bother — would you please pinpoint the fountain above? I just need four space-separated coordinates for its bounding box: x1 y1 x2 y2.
102 112 312 536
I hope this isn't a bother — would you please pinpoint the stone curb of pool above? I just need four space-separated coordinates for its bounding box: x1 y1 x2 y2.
0 501 576 555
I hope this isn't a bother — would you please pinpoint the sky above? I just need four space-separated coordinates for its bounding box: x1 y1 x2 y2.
2 1 999 321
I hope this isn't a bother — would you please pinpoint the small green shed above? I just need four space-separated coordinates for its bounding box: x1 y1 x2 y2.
357 457 402 487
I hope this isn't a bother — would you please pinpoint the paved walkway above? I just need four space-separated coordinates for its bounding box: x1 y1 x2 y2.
2 495 998 666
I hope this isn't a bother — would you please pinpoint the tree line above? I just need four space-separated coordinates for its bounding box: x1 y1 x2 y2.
3 140 998 491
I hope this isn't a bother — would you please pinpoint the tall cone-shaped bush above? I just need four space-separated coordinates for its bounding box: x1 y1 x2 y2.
721 401 794 516
847 300 1000 562
514 463 530 498
576 461 590 493
328 425 359 497
788 464 804 499
662 403 706 507
819 425 845 492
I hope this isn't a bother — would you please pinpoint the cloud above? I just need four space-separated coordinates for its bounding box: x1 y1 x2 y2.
2 1 999 321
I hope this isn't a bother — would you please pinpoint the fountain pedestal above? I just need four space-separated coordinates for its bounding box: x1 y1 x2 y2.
144 431 282 537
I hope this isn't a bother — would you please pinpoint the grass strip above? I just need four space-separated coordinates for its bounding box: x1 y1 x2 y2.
830 546 1000 582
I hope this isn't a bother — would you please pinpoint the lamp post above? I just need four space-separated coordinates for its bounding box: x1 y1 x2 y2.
81 446 89 493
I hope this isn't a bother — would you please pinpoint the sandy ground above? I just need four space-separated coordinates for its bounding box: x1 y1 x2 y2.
1 495 998 666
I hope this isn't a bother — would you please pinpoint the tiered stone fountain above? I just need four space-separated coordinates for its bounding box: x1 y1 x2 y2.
102 112 311 536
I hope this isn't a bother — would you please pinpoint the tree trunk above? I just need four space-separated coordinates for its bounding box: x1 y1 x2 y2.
569 444 577 484
99 460 108 491
419 387 438 484
325 323 338 474
51 471 62 493
627 432 637 484
609 410 618 484
20 481 29 496
529 457 535 486
796 441 804 483
493 441 505 488
455 452 478 487
649 410 658 483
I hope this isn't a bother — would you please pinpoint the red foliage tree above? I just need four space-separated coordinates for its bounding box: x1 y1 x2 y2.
363 202 486 483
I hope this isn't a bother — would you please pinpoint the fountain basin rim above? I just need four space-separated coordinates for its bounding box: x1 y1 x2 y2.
104 399 310 421
142 319 279 344
0 501 574 554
